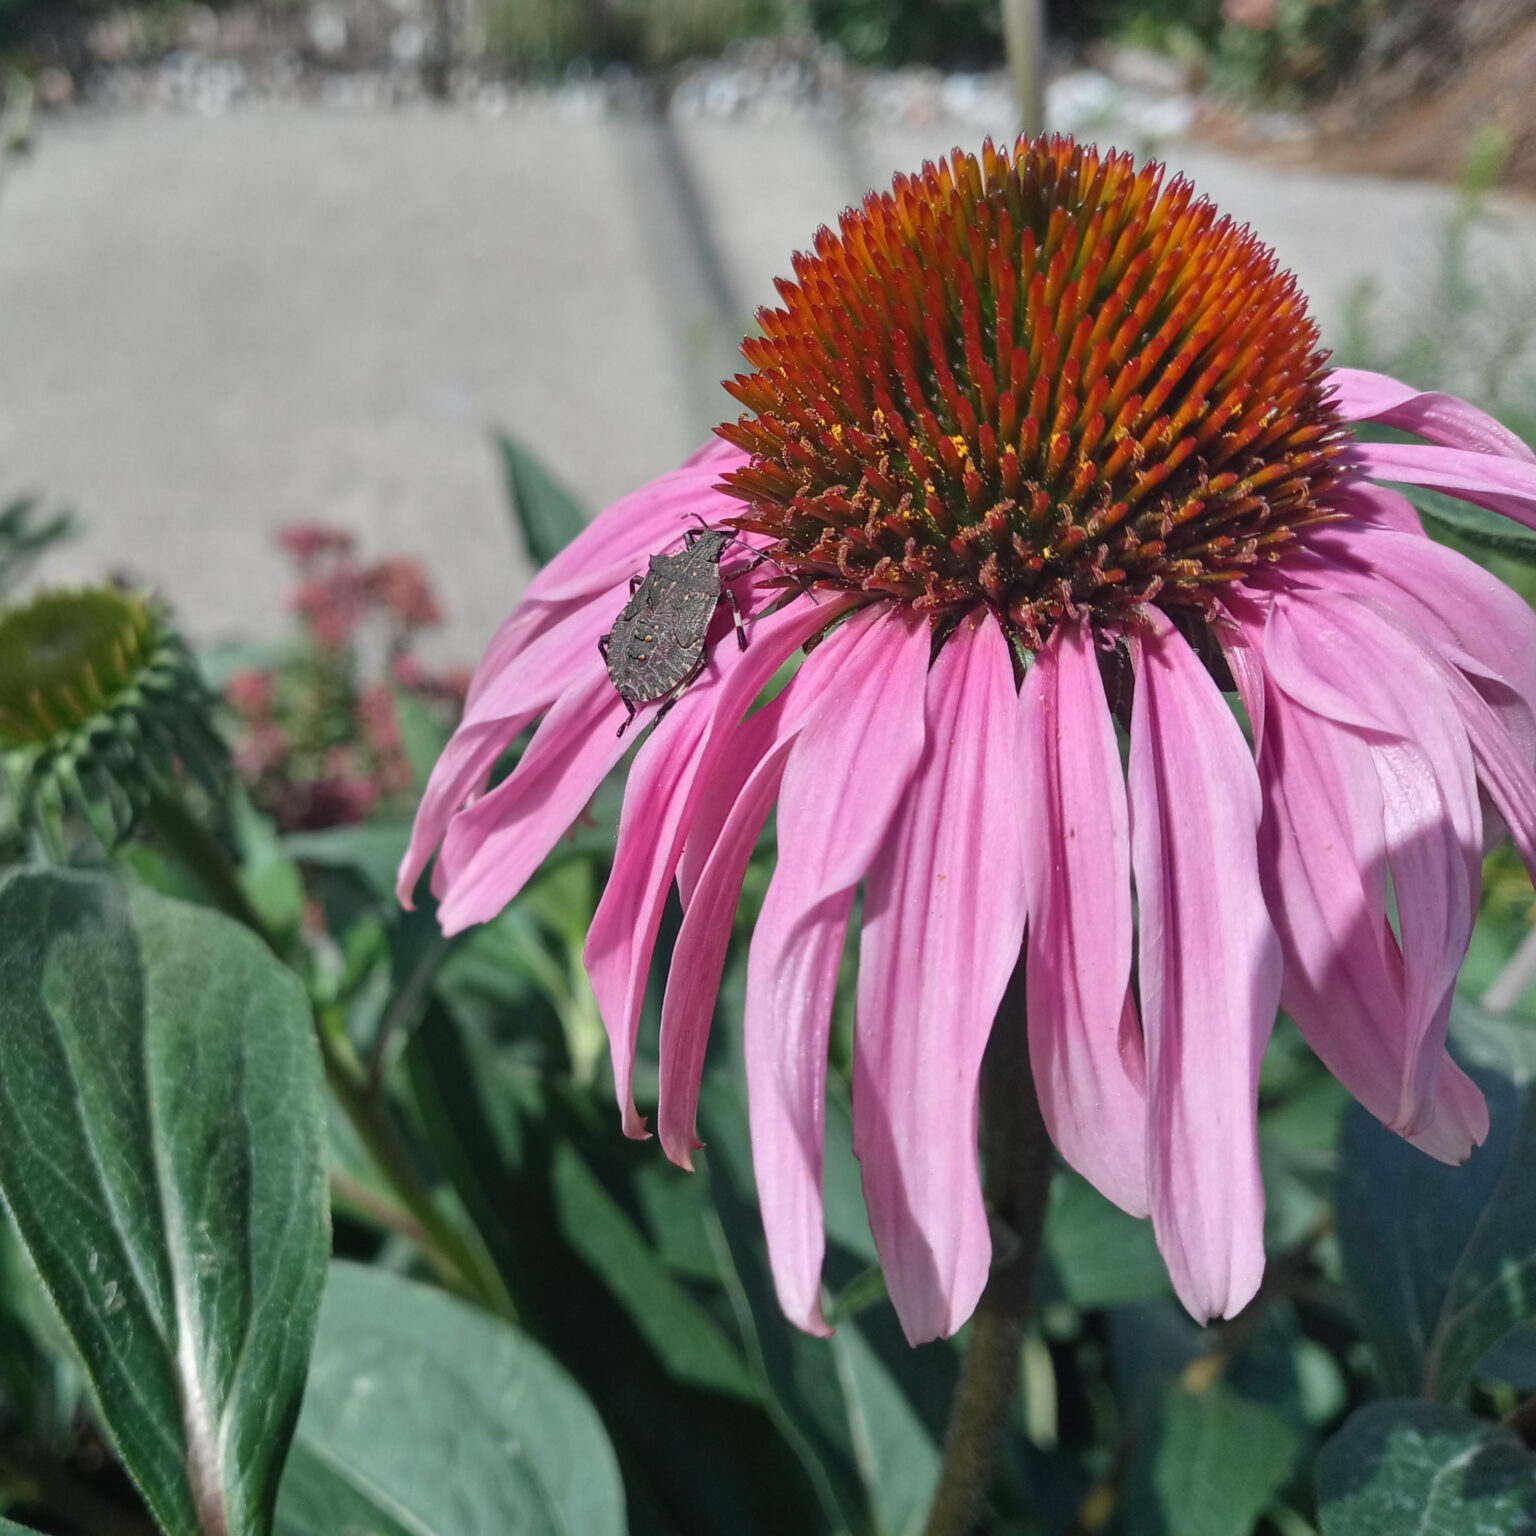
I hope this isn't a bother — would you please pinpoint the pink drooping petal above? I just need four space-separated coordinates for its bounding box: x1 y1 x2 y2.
1329 480 1425 534
1414 1062 1491 1163
1361 598 1536 885
461 444 748 716
1251 667 1486 1162
658 731 796 1171
656 613 878 1166
400 593 621 904
673 702 784 914
433 659 638 933
520 444 750 608
1018 616 1147 1218
1127 613 1279 1323
1262 592 1480 1133
853 612 1026 1345
746 605 931 1336
586 591 857 1138
1352 441 1536 530
674 606 873 908
1329 368 1536 462
1214 599 1267 754
1298 519 1536 742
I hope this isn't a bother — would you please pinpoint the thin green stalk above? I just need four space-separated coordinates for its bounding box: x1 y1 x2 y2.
368 928 454 1095
925 956 1055 1536
144 789 271 938
321 1034 517 1319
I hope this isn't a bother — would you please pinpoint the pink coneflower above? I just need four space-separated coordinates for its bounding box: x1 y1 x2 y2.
401 135 1536 1344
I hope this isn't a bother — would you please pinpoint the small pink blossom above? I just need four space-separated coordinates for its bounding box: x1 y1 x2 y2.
278 522 355 565
1222 0 1281 27
225 667 274 718
368 557 442 630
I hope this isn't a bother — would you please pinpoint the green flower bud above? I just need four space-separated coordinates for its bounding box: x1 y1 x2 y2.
0 586 227 855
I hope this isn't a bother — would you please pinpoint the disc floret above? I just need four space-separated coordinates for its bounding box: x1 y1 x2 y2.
717 134 1349 647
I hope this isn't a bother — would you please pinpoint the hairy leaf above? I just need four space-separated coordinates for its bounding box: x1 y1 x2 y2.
0 870 329 1536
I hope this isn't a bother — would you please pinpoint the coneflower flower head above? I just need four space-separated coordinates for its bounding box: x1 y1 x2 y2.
405 133 1536 1344
0 586 226 854
719 138 1346 646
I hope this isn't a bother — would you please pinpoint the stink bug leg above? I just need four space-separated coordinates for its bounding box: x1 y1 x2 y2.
721 582 748 651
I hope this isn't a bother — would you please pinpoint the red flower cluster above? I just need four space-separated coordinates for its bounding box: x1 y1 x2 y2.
224 523 465 831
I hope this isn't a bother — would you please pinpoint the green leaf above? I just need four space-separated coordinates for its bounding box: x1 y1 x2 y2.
1153 1386 1299 1536
232 791 305 935
551 1142 759 1402
1401 483 1536 563
1317 1401 1536 1535
0 495 74 596
830 1322 940 1536
1337 1072 1536 1399
284 820 413 902
0 869 330 1536
1428 1085 1536 1399
275 1263 625 1536
1046 1169 1172 1309
391 688 450 793
496 432 589 568
0 1519 47 1533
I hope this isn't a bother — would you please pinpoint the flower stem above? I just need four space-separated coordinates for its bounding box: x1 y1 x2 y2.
925 955 1054 1536
144 789 270 937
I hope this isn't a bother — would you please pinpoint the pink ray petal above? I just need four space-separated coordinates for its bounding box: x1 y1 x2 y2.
1298 520 1536 744
656 613 881 1163
433 659 639 933
1413 1061 1491 1162
1328 480 1425 535
1330 368 1536 462
1251 666 1486 1161
1353 441 1536 530
461 446 748 714
659 730 796 1171
520 445 750 608
675 607 873 907
1018 616 1147 1218
852 612 1026 1345
747 605 931 1337
459 589 617 730
1127 613 1279 1323
1262 593 1479 1133
1363 599 1536 885
585 591 857 1138
1214 598 1268 753
399 593 624 904
464 592 594 714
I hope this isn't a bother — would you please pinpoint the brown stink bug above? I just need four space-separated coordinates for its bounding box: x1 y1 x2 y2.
598 524 765 736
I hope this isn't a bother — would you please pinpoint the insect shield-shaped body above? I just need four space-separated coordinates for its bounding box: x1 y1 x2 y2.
598 527 759 736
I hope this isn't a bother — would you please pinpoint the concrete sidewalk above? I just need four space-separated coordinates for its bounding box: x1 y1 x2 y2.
1 101 1532 664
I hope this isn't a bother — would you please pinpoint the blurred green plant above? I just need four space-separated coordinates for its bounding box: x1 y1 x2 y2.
809 0 1001 67
0 496 71 598
483 0 791 76
1112 0 1386 106
1340 127 1536 607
